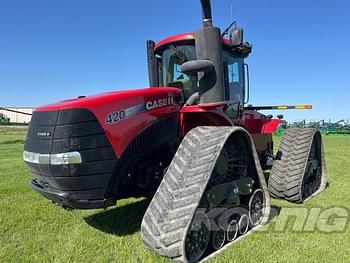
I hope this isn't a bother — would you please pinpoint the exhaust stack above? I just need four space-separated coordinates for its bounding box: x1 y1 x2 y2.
182 0 226 104
201 0 213 27
197 0 226 104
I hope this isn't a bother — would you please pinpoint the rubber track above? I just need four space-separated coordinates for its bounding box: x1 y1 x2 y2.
141 126 270 262
268 128 327 203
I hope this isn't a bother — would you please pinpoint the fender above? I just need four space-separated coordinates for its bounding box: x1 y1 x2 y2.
107 115 180 199
237 110 281 134
180 102 234 135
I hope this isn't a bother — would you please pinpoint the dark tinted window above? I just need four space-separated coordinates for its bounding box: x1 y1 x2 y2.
223 51 245 104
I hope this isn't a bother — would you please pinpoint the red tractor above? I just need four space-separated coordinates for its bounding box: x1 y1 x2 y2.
23 1 326 262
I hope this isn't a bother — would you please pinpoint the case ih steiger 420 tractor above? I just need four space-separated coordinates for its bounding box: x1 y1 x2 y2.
23 1 326 262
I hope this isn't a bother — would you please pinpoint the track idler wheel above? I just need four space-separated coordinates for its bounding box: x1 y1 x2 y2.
249 189 265 226
185 212 210 263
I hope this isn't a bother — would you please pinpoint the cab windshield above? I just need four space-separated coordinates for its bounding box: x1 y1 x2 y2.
160 44 245 103
161 44 197 99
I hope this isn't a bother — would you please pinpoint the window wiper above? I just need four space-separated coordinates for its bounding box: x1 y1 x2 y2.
170 45 187 63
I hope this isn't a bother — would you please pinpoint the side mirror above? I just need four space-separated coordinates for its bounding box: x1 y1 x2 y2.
230 28 243 47
181 60 215 75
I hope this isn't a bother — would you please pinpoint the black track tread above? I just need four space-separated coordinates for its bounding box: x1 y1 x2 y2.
268 128 327 203
141 126 270 262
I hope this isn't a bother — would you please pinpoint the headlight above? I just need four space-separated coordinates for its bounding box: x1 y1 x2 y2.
23 151 82 165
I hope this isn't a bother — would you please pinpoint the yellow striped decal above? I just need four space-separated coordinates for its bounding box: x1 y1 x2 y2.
295 105 313 109
244 105 313 111
274 105 313 110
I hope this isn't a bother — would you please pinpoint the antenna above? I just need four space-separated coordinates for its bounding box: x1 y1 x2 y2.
221 0 236 38
221 20 236 38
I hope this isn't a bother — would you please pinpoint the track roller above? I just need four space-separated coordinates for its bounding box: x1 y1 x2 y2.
268 128 327 203
141 126 270 262
226 220 238 242
209 229 225 251
238 214 249 235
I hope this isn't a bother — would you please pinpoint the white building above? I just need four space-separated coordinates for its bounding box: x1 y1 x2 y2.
0 107 34 123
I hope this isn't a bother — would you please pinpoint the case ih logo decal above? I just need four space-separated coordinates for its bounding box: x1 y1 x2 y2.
37 132 51 137
145 97 175 110
105 97 176 125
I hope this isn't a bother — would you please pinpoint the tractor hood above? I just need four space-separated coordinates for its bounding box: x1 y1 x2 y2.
36 87 183 112
32 87 183 158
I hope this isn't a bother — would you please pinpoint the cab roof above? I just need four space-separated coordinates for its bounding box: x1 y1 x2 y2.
155 32 231 51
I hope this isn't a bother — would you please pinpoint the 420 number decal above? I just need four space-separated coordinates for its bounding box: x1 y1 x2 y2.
105 110 126 125
104 97 176 125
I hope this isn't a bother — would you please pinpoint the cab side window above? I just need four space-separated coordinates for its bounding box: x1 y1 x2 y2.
223 51 245 104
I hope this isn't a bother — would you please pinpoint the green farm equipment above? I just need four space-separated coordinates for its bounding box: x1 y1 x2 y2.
320 120 350 135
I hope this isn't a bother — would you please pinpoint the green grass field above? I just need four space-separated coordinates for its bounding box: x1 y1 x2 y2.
1 126 350 263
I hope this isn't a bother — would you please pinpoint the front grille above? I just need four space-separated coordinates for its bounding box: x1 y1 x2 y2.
24 108 117 201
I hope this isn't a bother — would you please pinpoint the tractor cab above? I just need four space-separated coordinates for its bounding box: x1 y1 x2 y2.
147 32 251 106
